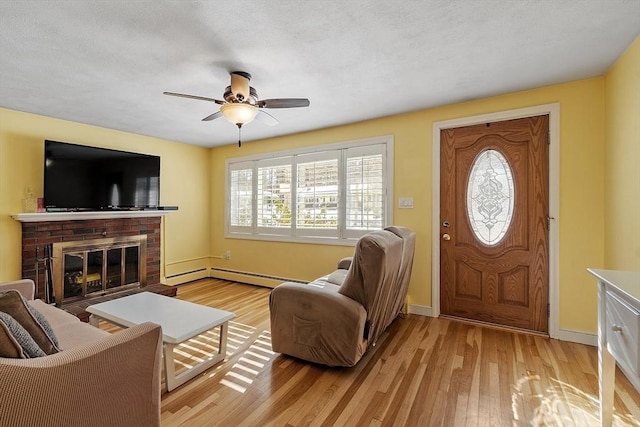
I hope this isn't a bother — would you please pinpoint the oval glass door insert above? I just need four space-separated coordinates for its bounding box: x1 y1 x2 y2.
466 149 515 245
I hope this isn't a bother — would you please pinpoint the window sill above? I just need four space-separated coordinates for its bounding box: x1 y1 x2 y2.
224 232 358 247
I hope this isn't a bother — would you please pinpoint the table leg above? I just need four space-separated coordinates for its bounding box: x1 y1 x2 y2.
219 321 229 358
598 280 615 427
599 339 616 426
164 343 178 392
163 321 230 392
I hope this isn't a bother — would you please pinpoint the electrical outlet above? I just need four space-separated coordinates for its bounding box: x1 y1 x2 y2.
225 250 231 260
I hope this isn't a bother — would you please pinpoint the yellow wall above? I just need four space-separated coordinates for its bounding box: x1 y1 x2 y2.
604 36 640 271
0 108 211 282
210 77 606 334
3 61 627 335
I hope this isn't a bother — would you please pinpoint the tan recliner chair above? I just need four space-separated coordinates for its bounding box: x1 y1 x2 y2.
269 226 416 367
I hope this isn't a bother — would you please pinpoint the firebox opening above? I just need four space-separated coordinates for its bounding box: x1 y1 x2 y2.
52 236 147 306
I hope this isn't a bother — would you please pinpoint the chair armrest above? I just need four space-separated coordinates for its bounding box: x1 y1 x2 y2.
0 279 35 300
0 322 162 427
270 280 367 367
337 257 353 270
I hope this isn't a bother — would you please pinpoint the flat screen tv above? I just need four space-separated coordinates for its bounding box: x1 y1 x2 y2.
44 140 160 211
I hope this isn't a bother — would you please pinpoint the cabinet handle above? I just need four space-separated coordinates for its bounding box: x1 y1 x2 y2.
611 325 623 333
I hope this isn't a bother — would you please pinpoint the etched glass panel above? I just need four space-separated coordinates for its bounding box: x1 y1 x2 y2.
466 149 514 245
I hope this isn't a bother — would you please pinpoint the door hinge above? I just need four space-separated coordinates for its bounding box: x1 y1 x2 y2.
548 131 551 145
547 303 551 317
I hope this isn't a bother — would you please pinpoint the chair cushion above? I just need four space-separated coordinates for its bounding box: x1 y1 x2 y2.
0 312 46 358
0 312 25 358
326 269 348 286
0 290 59 355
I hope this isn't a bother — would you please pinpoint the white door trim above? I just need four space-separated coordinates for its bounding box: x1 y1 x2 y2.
431 103 560 339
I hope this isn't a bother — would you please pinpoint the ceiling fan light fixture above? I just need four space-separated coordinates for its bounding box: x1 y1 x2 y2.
220 103 258 125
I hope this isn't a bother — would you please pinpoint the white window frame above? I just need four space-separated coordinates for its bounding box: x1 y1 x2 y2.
228 160 254 234
225 135 394 246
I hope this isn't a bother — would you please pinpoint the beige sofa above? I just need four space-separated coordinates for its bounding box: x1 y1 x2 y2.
270 226 416 367
0 279 162 427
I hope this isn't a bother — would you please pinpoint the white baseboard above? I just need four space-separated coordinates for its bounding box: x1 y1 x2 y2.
408 304 433 317
209 267 305 289
557 328 597 347
163 268 209 286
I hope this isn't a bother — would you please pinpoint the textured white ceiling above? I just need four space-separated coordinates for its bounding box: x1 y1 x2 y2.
0 1 638 147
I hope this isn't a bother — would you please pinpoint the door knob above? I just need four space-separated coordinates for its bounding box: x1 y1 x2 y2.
442 233 451 241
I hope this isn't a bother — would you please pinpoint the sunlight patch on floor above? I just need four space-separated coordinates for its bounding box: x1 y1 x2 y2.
220 378 247 393
226 371 254 385
224 321 258 356
219 329 274 395
239 356 265 369
169 320 257 373
232 362 259 376
512 374 638 426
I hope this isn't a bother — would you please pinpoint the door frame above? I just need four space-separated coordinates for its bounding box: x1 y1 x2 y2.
431 103 560 338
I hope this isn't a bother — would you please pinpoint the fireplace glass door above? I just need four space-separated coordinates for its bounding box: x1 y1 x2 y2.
54 236 147 305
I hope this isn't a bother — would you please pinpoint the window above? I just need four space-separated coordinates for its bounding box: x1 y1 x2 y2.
229 161 253 230
257 157 292 230
345 145 385 237
466 149 515 245
296 151 339 236
226 136 393 244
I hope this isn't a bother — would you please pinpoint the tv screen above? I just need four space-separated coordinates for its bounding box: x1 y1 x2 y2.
44 140 160 211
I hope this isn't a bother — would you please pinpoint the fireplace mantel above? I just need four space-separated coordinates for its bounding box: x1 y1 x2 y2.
12 210 172 222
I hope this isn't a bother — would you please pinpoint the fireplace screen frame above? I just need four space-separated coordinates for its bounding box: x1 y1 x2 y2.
51 236 147 305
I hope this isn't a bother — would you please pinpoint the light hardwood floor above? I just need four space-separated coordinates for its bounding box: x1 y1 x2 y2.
98 278 640 426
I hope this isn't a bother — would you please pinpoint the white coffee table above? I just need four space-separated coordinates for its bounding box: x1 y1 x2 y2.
86 292 235 392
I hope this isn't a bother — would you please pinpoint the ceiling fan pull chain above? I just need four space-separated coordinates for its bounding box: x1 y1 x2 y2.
237 123 242 147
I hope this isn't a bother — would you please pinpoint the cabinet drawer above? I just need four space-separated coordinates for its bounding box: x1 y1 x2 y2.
606 290 640 377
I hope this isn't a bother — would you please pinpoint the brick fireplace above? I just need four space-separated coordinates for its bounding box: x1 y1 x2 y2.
20 216 161 302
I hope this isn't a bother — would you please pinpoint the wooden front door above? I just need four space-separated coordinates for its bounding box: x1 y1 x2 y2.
440 115 549 333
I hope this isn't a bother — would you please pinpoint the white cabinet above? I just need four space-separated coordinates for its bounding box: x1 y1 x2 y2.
588 269 640 426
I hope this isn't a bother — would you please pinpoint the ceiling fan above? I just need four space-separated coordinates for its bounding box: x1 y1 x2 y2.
164 71 310 146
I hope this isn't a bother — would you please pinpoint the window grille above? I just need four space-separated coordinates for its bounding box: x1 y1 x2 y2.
225 136 392 244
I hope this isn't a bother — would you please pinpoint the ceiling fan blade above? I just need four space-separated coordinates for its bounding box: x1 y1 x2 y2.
163 91 225 105
257 98 310 109
202 111 223 122
254 109 279 126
